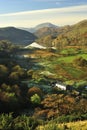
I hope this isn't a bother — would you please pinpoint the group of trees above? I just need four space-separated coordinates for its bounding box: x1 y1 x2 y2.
1 59 86 118
0 40 19 51
0 64 26 84
33 93 87 120
36 35 53 47
36 32 87 50
0 61 44 112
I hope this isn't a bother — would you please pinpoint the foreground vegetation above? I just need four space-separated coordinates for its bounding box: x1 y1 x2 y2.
0 113 87 130
38 120 87 130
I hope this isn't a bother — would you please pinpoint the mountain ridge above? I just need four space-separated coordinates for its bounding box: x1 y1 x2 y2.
36 19 87 48
0 27 37 45
0 19 86 47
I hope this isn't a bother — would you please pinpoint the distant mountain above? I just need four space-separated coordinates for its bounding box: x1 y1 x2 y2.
34 25 71 38
35 22 58 30
35 20 87 38
19 27 35 33
0 27 37 45
19 22 58 33
34 27 59 38
34 24 71 38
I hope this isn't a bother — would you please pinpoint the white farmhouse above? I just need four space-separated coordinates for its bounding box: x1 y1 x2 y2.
55 83 66 90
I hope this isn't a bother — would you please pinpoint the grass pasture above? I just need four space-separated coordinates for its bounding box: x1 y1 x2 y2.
37 51 87 81
57 53 87 63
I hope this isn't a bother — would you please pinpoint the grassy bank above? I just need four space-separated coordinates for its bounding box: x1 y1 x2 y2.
37 120 87 130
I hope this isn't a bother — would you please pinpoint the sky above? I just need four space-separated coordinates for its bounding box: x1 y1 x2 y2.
0 0 87 27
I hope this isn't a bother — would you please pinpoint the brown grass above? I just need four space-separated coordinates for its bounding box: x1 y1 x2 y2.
37 120 87 130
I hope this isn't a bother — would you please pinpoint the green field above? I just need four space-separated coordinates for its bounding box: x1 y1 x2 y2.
57 54 87 63
36 52 87 81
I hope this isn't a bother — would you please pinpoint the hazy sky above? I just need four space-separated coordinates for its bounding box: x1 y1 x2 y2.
0 0 87 27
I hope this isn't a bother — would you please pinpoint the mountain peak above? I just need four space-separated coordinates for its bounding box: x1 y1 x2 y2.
35 22 58 30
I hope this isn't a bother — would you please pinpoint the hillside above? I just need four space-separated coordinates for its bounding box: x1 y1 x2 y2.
54 19 87 48
34 27 59 38
34 25 71 38
36 19 87 48
0 27 37 45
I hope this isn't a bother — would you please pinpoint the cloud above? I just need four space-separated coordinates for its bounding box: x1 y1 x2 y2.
0 5 87 27
0 5 86 16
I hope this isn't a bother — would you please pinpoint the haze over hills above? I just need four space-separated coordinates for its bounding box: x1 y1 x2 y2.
0 27 37 45
20 22 71 38
35 22 58 30
19 22 58 33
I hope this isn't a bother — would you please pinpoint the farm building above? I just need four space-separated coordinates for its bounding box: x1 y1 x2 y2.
51 81 66 90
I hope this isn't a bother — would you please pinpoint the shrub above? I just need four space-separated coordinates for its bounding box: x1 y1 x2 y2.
0 65 8 83
12 65 21 72
0 65 8 77
0 113 13 130
0 114 40 130
1 83 12 92
12 65 26 78
9 72 19 81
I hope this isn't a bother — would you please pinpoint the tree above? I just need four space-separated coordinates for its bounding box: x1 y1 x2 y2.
9 72 19 81
0 65 8 83
0 65 8 77
27 87 43 98
30 94 41 105
12 65 26 78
